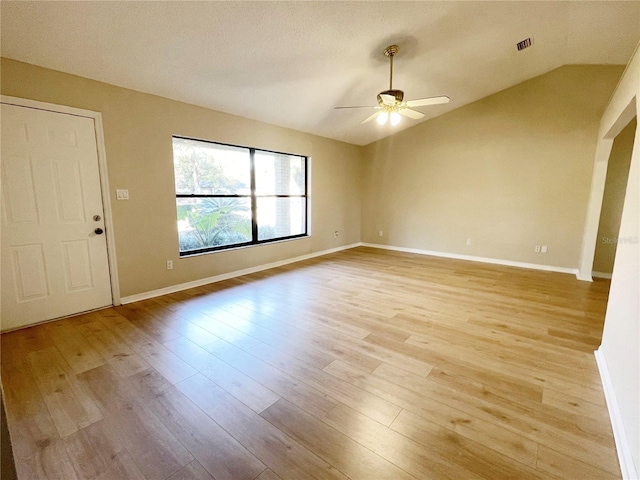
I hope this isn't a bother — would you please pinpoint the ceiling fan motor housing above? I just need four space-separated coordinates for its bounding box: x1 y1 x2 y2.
377 89 404 106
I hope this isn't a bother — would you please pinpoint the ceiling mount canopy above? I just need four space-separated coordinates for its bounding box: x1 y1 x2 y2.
335 43 451 126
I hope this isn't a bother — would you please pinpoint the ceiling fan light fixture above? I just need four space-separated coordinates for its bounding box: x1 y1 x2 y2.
335 44 450 127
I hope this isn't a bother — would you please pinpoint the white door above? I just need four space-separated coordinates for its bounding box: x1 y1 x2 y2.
1 103 112 331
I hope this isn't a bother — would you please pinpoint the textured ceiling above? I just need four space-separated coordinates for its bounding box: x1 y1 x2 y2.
2 1 639 146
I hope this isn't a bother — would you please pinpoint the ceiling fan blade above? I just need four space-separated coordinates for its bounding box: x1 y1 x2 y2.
361 111 381 124
334 105 378 109
380 94 396 106
399 108 424 119
405 96 450 108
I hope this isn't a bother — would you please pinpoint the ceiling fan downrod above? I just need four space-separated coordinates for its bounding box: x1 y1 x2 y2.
384 45 398 90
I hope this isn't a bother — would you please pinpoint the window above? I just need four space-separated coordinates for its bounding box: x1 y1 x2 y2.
172 137 307 255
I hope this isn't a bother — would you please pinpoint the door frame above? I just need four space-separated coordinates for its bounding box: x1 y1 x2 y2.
577 96 638 282
1 95 121 306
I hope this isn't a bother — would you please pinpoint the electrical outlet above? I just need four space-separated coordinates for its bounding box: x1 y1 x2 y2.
466 238 472 246
541 245 548 253
535 245 541 253
166 260 173 270
334 231 339 238
378 230 384 237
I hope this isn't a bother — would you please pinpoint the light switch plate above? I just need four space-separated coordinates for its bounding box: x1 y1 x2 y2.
116 189 129 200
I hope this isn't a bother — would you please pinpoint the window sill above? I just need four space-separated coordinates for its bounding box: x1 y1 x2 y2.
178 234 310 258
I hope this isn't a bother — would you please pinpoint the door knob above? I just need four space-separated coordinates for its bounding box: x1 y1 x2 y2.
94 228 104 235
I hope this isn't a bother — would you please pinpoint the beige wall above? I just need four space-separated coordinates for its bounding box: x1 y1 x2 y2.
361 65 623 269
598 42 639 477
0 58 363 298
593 118 636 274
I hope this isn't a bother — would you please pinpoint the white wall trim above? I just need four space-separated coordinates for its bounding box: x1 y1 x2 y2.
592 271 613 279
578 137 615 282
121 241 586 304
595 349 638 480
0 95 121 305
361 243 579 275
120 243 361 304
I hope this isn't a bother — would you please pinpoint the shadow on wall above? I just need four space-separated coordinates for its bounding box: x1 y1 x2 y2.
593 117 637 276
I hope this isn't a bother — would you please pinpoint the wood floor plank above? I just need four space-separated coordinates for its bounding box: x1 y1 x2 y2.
30 436 80 480
244 340 402 426
202 337 339 418
167 460 217 480
396 352 617 472
150 310 221 347
261 398 417 480
405 331 602 397
324 359 539 466
1 248 620 480
200 307 377 372
176 373 348 480
320 402 486 480
1 326 54 366
1 355 63 479
372 362 436 393
96 311 197 384
390 408 550 479
80 364 194 479
426 363 614 448
128 369 267 480
45 320 106 374
163 336 280 413
62 421 147 480
254 468 283 480
536 444 620 479
27 347 103 438
78 320 149 378
541 387 609 419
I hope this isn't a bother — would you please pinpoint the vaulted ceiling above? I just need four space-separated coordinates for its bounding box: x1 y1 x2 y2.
2 1 639 146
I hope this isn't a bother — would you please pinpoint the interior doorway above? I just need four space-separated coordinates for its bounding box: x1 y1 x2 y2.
579 95 638 282
592 117 637 278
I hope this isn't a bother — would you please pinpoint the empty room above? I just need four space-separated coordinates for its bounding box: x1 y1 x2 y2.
1 2 639 479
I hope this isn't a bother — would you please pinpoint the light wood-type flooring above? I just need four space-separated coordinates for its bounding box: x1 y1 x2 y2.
1 247 620 479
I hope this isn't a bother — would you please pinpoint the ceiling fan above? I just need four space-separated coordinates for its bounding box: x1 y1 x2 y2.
335 45 450 126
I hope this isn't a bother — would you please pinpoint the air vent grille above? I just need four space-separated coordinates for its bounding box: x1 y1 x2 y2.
517 37 533 51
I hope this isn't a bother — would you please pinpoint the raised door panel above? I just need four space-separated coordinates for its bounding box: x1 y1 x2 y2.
61 240 94 292
1 155 39 225
9 244 49 302
53 158 86 223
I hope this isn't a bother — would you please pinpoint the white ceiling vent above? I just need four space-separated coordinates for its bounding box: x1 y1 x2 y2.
516 37 533 51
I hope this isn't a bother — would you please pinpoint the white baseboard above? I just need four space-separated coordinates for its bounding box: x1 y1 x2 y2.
576 271 594 282
120 243 361 304
122 241 582 304
360 243 579 276
593 271 613 279
595 349 637 480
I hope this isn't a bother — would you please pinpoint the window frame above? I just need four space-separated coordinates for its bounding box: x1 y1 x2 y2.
173 136 309 256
